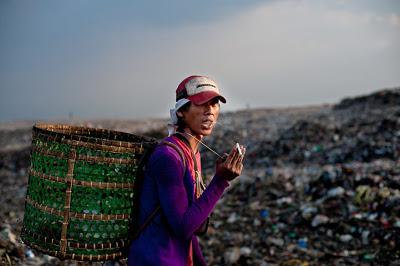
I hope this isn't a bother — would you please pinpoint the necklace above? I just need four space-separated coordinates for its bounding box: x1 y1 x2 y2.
178 131 223 159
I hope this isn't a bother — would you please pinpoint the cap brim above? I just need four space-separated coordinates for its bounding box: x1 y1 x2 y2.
188 91 227 105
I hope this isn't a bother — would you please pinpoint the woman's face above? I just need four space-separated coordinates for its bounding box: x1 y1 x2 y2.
179 97 220 137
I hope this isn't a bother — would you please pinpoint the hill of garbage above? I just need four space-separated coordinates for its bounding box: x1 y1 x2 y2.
0 87 399 265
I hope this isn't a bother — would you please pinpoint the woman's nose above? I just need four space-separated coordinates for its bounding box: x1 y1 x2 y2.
204 104 212 114
204 103 218 115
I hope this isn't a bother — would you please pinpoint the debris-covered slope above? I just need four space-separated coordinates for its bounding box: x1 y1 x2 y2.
0 87 399 265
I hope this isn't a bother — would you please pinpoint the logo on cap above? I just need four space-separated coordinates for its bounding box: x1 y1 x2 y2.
176 75 226 104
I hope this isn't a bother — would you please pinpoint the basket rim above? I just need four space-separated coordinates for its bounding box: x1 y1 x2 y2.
31 144 138 165
33 123 157 149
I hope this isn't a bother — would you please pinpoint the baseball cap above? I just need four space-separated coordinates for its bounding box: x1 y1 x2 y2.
176 75 227 105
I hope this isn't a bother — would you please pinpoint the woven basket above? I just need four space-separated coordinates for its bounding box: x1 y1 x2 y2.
21 123 157 261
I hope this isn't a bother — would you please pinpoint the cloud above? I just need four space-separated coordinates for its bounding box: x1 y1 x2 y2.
139 0 400 110
1 0 399 121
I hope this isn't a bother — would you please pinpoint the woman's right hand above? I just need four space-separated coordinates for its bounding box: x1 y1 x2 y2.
215 144 245 181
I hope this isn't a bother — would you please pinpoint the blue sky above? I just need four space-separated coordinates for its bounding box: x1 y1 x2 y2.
1 0 399 122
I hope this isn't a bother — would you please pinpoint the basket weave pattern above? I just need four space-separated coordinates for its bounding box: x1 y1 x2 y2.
21 124 155 261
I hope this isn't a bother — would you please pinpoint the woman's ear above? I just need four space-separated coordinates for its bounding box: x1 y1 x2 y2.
176 111 183 118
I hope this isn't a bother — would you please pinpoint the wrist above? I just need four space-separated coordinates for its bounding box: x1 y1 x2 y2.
214 173 231 186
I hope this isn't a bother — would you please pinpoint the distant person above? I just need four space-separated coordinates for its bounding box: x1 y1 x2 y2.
128 75 245 265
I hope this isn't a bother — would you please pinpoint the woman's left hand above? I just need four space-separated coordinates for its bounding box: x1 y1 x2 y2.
215 144 245 181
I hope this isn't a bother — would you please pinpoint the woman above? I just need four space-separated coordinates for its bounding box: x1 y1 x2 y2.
128 75 245 265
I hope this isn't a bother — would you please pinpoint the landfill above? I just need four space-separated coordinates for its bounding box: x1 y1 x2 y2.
0 87 399 265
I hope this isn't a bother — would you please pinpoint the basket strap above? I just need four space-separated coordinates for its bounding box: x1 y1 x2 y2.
161 140 187 170
133 140 186 239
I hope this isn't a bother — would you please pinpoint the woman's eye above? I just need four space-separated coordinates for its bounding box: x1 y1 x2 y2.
211 100 219 106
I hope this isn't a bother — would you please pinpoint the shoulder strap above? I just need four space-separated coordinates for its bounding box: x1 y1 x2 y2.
160 140 187 170
170 133 205 196
132 140 187 239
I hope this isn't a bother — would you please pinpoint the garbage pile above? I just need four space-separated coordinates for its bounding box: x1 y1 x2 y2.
334 87 400 110
0 87 399 265
201 160 400 265
0 148 53 265
198 88 400 265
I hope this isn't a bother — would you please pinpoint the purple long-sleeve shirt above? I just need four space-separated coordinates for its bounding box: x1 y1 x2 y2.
128 136 229 266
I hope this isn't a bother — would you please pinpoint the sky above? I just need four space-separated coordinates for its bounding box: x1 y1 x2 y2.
0 0 399 122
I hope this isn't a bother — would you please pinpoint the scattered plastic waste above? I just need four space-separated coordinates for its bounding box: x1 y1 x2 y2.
311 214 329 227
260 209 269 218
1 87 400 265
301 206 318 220
297 238 308 249
361 230 370 245
327 187 345 198
340 234 353 242
25 249 35 258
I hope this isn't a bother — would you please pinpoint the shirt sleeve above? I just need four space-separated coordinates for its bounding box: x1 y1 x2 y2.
147 146 229 240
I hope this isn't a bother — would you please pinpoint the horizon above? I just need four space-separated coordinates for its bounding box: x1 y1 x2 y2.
0 84 398 124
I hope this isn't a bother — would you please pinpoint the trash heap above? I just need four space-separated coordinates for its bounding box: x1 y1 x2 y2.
0 148 48 265
199 88 400 265
201 160 400 265
0 87 399 265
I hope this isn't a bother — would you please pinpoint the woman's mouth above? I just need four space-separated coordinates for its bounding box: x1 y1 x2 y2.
201 119 214 129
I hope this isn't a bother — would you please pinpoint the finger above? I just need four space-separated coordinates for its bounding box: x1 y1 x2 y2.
241 146 246 162
232 154 242 169
230 148 241 166
225 145 238 165
238 145 246 157
238 154 244 163
216 153 228 164
236 162 243 171
232 146 244 165
234 163 243 176
236 146 246 164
